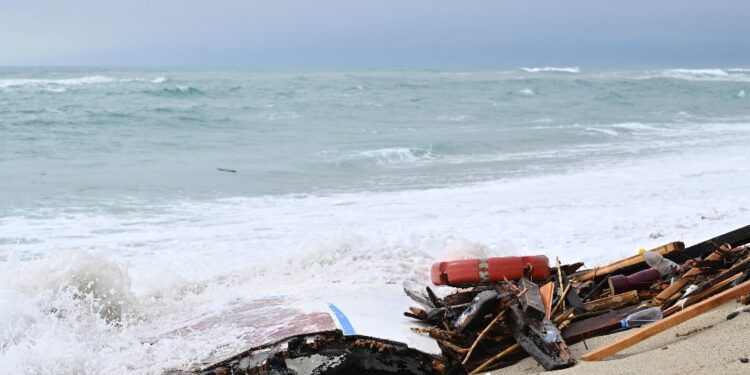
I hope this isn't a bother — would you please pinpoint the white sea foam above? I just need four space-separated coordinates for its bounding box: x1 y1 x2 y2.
520 66 580 73
151 77 167 84
267 111 300 120
2 142 750 373
519 88 535 96
0 76 116 88
0 76 152 89
585 127 619 136
435 114 469 122
353 147 433 165
739 90 746 98
644 68 750 82
532 117 554 123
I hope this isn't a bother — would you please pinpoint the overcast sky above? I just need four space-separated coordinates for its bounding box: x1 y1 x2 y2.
1 0 749 67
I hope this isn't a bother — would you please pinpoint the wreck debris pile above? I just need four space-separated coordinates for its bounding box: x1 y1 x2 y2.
405 225 750 373
172 225 750 375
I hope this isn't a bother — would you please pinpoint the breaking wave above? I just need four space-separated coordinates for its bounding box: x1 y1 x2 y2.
149 85 205 97
0 75 170 89
0 76 118 88
435 114 469 122
645 68 750 82
520 66 580 73
352 147 435 166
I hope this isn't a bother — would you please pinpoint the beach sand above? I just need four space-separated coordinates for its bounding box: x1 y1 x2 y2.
491 301 750 375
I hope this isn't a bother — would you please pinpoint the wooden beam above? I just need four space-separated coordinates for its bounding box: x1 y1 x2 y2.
583 290 639 312
581 278 750 361
573 242 684 283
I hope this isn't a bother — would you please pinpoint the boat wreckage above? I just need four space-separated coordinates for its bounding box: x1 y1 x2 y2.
167 225 750 374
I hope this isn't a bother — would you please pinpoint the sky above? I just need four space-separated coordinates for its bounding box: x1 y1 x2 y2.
1 0 749 67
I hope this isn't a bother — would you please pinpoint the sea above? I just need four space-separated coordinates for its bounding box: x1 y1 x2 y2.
1 67 749 373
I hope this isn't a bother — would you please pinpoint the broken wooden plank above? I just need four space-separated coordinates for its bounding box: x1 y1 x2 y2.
560 262 584 275
682 224 750 259
562 305 641 343
688 253 750 297
583 290 639 312
581 278 750 361
506 305 576 370
573 242 684 283
540 282 554 318
443 290 479 306
403 287 434 309
562 271 586 312
519 277 546 320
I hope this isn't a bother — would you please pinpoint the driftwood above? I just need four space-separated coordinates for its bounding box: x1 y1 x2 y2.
573 242 685 283
583 290 640 312
581 279 750 361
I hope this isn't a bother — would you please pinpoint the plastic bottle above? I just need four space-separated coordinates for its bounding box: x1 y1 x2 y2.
643 251 680 276
620 307 663 329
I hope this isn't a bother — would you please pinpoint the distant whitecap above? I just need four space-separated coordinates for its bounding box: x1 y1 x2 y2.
520 66 580 73
436 115 469 122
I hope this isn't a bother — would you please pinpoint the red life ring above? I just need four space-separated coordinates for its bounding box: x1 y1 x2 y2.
431 255 550 286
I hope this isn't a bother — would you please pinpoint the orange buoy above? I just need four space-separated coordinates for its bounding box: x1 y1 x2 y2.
431 255 550 286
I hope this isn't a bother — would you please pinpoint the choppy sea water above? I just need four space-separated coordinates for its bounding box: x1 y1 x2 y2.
1 67 749 373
